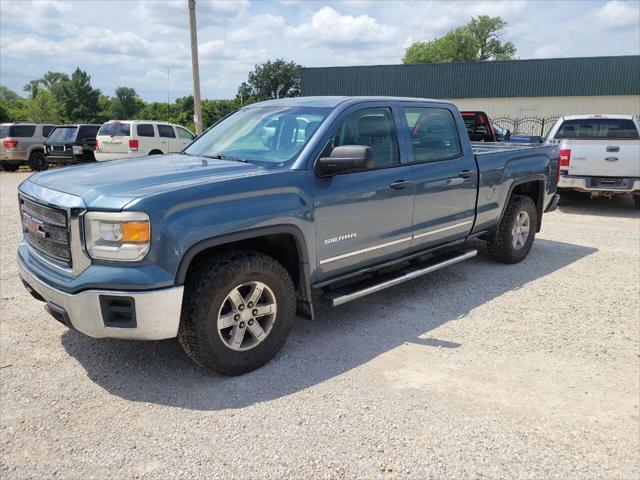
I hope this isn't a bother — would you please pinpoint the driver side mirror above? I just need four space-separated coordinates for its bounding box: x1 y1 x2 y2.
316 145 373 177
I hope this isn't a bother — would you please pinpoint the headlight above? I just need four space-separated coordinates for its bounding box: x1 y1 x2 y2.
72 145 83 155
84 211 150 261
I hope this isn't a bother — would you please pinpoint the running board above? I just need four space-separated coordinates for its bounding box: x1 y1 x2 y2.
323 249 478 307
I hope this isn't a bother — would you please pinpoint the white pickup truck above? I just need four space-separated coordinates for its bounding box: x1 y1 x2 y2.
546 114 640 208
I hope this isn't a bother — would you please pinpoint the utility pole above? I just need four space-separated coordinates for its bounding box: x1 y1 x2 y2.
188 0 203 135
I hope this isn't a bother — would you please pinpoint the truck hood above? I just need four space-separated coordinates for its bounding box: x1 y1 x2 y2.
27 154 272 210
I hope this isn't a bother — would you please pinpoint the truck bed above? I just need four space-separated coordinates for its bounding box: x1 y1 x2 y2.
471 142 552 155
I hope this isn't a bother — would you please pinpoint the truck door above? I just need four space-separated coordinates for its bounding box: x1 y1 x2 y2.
402 105 477 249
311 105 415 279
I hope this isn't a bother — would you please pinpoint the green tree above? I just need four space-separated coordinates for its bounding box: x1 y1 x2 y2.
111 87 144 119
23 90 62 123
41 71 70 89
0 86 25 122
56 68 101 122
403 15 516 64
237 59 302 103
23 80 42 99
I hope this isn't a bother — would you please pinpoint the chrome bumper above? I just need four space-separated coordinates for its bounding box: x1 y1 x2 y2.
558 176 640 193
18 256 183 340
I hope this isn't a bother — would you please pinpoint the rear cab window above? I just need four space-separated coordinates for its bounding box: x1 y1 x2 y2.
98 122 131 137
137 124 155 137
555 119 640 139
157 125 176 138
405 107 462 161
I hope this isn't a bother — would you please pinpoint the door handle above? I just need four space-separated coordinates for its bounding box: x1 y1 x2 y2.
606 146 620 152
458 170 473 179
390 180 411 190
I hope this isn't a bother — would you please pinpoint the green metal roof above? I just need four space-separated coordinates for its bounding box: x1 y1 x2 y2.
301 56 640 99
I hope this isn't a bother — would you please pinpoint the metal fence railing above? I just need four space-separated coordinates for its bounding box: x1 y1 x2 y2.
492 116 562 137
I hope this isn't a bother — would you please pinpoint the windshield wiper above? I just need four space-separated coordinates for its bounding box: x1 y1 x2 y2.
203 153 247 163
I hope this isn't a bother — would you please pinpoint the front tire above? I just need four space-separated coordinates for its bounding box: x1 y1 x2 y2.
178 250 297 375
486 195 537 263
633 196 640 210
28 151 48 171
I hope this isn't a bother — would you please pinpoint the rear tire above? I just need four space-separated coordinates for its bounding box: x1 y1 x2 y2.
486 195 537 264
1 162 20 172
178 250 297 375
634 196 640 210
28 151 48 171
148 150 163 155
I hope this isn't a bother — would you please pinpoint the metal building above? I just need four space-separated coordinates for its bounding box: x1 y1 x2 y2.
300 55 640 135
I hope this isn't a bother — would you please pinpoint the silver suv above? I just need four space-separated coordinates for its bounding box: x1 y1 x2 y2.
0 122 55 171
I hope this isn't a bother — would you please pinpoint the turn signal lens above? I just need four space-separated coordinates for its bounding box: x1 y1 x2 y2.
121 221 150 243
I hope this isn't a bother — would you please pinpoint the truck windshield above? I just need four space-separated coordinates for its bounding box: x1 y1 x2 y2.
556 119 639 140
184 106 331 166
48 127 78 143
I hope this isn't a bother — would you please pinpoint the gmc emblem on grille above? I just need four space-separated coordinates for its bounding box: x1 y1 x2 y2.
22 213 46 238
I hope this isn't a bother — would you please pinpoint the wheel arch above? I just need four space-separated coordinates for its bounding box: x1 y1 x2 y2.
175 225 314 319
497 175 546 233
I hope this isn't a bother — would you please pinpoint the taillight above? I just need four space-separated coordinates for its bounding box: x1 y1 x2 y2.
95 138 99 151
3 138 19 149
557 149 571 183
129 139 138 151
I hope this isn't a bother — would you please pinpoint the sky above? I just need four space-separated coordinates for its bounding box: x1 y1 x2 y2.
1 0 639 102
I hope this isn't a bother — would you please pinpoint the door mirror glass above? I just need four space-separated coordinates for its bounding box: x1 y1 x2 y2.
316 145 373 176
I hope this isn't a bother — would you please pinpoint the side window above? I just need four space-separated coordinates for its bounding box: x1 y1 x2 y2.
176 126 194 140
157 125 176 138
137 124 155 137
12 125 36 137
404 107 462 162
329 107 399 168
42 125 54 137
80 126 100 138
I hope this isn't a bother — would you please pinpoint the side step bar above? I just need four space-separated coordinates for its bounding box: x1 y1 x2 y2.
323 249 478 307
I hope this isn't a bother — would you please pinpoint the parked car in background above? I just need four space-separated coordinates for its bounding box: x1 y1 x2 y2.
0 122 55 171
461 111 497 142
546 114 640 207
41 124 101 171
505 135 544 144
492 122 511 141
95 120 195 161
17 96 560 375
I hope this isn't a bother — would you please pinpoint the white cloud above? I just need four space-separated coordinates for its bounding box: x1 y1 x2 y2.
597 0 640 28
287 6 397 48
0 0 638 101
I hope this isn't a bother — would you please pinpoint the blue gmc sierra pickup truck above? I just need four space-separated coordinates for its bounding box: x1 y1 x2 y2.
17 97 560 375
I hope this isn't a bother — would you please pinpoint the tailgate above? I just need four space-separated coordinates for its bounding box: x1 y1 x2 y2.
97 135 130 154
565 139 640 177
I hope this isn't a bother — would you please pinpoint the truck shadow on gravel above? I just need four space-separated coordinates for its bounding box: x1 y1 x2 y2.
61 238 596 411
557 191 639 219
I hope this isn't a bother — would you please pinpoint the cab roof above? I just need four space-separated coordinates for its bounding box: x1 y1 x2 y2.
244 96 454 109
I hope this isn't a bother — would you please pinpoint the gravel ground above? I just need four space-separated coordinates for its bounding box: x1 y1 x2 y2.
1 170 639 479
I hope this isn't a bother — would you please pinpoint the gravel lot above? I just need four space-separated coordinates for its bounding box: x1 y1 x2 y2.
1 170 639 479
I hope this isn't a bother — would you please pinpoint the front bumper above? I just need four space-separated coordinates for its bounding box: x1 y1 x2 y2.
558 175 640 193
18 255 183 340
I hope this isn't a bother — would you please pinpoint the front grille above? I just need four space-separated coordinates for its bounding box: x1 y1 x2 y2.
52 145 66 152
19 195 72 268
